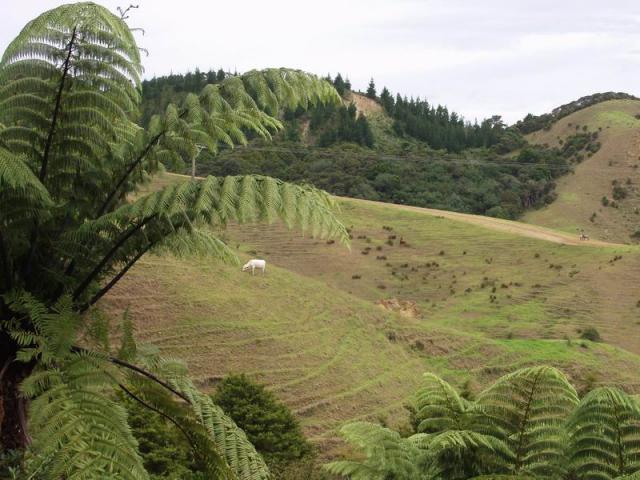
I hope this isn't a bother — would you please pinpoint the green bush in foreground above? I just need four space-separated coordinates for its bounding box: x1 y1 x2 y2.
212 374 313 470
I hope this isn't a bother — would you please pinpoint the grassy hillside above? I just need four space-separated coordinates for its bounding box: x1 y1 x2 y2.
524 99 640 242
107 173 640 456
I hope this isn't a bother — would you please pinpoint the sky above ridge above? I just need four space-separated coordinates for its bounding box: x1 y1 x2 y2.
3 0 640 123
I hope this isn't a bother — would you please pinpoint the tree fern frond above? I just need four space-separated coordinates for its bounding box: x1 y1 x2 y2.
325 422 423 480
568 387 640 480
135 352 271 480
414 373 471 433
22 354 149 480
476 366 578 478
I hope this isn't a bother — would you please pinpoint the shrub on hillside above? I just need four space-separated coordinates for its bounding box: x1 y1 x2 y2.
212 374 312 470
580 327 602 342
613 185 628 200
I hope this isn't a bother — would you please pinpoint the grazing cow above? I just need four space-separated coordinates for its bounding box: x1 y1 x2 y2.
580 233 589 241
242 259 266 275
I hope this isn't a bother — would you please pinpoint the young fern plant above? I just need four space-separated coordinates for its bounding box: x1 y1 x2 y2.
0 2 346 479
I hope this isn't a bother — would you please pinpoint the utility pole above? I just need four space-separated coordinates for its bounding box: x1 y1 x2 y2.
191 144 206 181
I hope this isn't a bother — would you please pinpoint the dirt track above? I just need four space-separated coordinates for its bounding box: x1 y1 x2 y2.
344 197 623 247
164 173 623 247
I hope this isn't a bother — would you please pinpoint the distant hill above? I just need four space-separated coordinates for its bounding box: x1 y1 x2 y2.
515 92 639 134
524 99 640 243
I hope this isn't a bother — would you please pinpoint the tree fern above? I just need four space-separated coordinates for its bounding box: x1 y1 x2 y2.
325 422 424 480
0 1 345 477
475 366 578 478
568 387 640 480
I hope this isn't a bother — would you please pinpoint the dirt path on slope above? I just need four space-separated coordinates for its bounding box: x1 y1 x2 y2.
162 173 623 247
343 197 623 247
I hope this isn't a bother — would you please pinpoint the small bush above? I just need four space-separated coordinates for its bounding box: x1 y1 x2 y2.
601 196 610 206
612 185 628 200
580 327 602 342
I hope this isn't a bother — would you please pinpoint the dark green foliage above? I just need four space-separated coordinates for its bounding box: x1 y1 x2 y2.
212 374 313 470
197 141 570 219
384 93 506 151
0 449 22 479
124 395 205 479
580 327 602 342
332 73 350 96
311 102 374 148
379 87 394 113
366 78 377 99
613 185 628 200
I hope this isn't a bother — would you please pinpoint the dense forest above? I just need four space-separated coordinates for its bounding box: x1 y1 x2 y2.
140 71 600 219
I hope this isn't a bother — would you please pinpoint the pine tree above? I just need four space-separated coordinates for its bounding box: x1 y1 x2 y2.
379 87 394 113
333 73 346 96
366 78 377 99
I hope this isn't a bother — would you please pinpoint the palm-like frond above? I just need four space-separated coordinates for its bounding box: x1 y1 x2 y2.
325 422 424 480
568 387 640 480
414 373 473 433
420 430 513 480
475 366 578 478
66 175 347 308
0 1 141 200
21 353 149 480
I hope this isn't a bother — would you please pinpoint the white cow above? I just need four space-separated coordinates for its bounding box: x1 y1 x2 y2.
242 259 266 275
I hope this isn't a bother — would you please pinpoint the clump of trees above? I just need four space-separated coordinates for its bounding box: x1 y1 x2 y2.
327 366 640 480
310 103 374 148
376 86 506 151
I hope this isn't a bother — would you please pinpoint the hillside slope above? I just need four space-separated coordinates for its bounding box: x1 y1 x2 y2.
524 99 640 242
109 173 640 455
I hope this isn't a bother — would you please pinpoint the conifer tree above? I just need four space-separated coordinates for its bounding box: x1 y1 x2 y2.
366 78 377 99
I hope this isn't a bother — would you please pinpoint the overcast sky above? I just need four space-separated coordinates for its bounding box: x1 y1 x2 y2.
3 1 640 123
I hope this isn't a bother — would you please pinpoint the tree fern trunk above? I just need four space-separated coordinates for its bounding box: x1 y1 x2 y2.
0 334 31 450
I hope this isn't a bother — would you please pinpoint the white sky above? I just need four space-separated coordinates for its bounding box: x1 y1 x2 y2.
3 0 640 123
